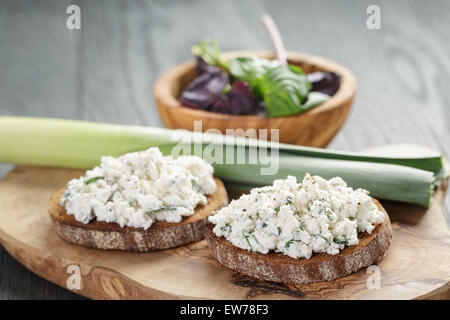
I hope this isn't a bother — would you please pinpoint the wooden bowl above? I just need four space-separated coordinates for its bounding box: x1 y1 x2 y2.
153 51 356 147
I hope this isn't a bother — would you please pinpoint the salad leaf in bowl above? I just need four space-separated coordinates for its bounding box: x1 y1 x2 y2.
180 39 338 117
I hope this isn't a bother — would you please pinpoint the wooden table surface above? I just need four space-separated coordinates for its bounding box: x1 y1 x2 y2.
0 0 449 299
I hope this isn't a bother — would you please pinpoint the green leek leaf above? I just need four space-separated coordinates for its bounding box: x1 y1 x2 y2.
0 116 445 207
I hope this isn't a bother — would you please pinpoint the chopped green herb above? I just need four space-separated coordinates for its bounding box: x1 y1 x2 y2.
106 189 118 203
285 239 301 249
242 230 260 247
333 237 349 245
146 206 178 214
299 221 306 230
220 223 232 233
274 206 280 214
348 216 356 221
285 239 294 249
277 226 282 235
262 222 268 228
191 179 204 193
242 231 253 251
320 235 331 245
128 199 138 208
286 196 294 205
250 233 260 245
107 177 120 185
85 176 104 185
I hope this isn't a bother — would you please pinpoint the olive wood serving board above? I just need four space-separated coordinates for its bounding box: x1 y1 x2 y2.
0 144 448 300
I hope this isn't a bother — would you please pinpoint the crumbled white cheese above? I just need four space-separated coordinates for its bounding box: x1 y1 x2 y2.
61 147 216 229
208 174 384 259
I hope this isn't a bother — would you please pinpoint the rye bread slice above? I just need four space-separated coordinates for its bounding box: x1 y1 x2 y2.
49 177 228 252
205 199 392 284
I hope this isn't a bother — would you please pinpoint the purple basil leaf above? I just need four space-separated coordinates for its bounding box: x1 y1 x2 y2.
211 80 256 115
210 96 230 114
196 57 217 76
227 80 255 114
179 67 229 110
307 71 341 96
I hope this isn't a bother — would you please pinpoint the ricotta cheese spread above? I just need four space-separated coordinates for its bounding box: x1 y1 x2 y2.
208 174 384 259
61 147 216 229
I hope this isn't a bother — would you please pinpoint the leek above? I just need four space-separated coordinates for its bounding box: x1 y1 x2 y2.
0 116 445 207
213 152 435 206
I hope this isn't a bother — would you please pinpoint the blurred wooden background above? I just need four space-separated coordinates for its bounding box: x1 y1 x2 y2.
0 0 449 299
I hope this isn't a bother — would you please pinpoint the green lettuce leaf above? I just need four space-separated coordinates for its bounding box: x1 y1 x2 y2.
260 65 313 116
229 56 279 91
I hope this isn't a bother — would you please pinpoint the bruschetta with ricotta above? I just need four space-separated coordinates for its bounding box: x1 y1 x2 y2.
206 174 392 284
49 147 228 251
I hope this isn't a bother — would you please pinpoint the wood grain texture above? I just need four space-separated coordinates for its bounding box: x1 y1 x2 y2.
0 158 447 299
0 0 449 299
154 51 356 147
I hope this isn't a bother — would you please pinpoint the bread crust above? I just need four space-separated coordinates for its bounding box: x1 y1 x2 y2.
205 199 392 284
49 177 228 252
